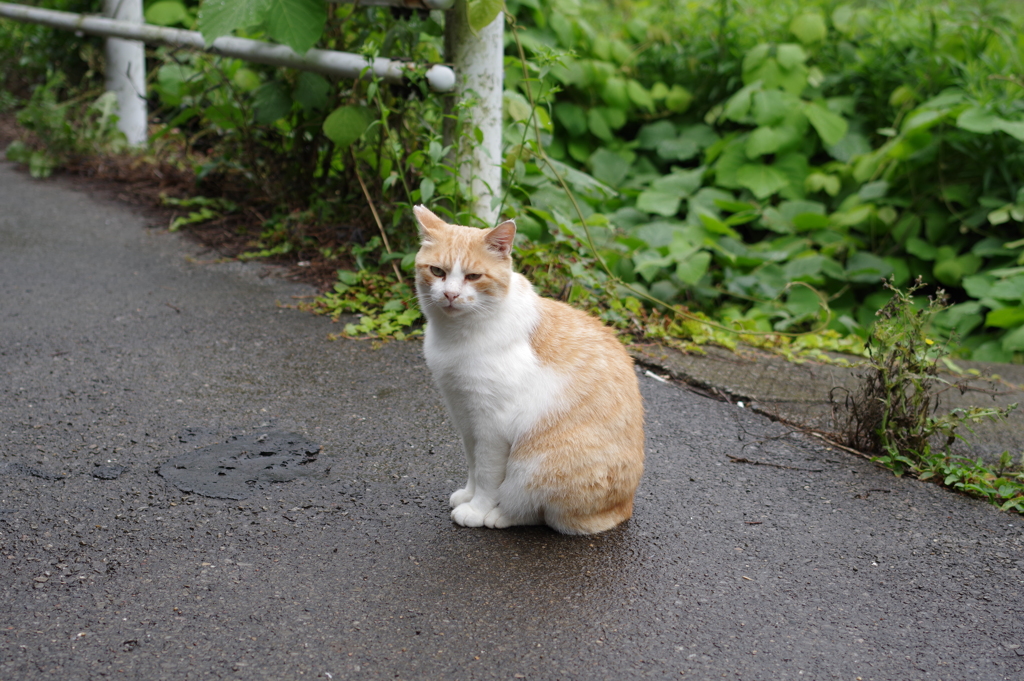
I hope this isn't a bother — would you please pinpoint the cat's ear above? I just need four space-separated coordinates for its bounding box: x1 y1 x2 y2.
485 220 516 258
413 205 445 243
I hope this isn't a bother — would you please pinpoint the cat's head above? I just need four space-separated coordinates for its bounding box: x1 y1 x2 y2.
413 205 516 318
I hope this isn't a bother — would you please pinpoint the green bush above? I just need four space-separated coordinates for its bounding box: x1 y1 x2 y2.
4 0 1024 361
503 0 1024 361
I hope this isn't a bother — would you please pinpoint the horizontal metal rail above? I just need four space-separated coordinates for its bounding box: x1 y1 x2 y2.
0 2 456 92
332 0 454 8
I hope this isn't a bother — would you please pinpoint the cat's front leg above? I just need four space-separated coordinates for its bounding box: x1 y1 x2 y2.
449 428 476 507
451 437 507 528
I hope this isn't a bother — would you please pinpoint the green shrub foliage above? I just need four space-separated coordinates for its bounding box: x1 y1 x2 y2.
3 0 1024 360
503 0 1024 361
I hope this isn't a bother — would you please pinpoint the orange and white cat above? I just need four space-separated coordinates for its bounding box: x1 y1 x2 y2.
413 205 644 535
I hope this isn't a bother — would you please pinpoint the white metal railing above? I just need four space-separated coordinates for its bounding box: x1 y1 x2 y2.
0 0 502 224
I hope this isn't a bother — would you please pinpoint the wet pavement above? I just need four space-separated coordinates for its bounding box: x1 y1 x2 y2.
2 161 1024 680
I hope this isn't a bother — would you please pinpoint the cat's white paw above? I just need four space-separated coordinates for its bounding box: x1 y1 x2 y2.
451 501 493 527
449 488 473 507
483 506 514 529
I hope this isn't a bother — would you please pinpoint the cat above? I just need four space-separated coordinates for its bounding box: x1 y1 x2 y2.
413 205 644 535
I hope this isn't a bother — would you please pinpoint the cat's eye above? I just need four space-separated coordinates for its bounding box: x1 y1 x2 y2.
464 273 482 281
429 266 445 278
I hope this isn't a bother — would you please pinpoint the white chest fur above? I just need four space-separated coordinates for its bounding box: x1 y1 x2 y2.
422 275 565 444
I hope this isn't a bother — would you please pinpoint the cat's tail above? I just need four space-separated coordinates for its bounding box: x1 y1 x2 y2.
544 498 635 535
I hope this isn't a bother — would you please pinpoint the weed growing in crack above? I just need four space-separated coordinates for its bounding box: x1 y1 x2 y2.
834 278 1024 512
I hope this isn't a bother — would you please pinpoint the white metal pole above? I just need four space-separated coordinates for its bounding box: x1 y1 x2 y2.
103 0 147 147
445 1 504 226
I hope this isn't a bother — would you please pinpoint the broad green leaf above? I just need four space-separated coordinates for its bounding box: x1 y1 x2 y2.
419 177 435 203
845 251 892 283
805 172 841 196
199 0 269 45
901 108 945 133
253 81 292 124
792 213 830 230
1001 325 1024 352
658 137 701 161
745 126 788 157
905 236 937 260
665 85 694 113
772 150 809 198
549 10 574 47
735 163 789 199
633 220 689 248
597 106 627 131
784 255 825 280
679 124 720 149
790 13 827 44
826 129 871 162
972 237 1018 257
675 251 711 285
752 90 798 126
689 188 737 224
933 254 979 286
919 89 965 110
322 105 373 149
651 167 705 196
637 120 676 149
698 213 740 238
778 200 826 220
754 264 788 298
293 72 329 111
775 44 808 69
713 138 748 189
542 157 616 200
723 83 760 123
985 307 1024 329
587 108 613 141
554 103 587 137
505 92 532 122
956 107 998 134
206 103 245 130
266 0 327 54
741 44 772 76
233 68 261 92
988 206 1012 225
627 80 656 112
601 77 630 110
146 1 190 27
995 119 1024 142
804 102 848 146
975 340 1014 362
636 191 682 217
466 0 504 34
831 5 855 34
785 285 822 317
831 204 873 227
633 249 674 282
589 148 630 188
988 275 1024 302
962 274 995 299
858 181 889 200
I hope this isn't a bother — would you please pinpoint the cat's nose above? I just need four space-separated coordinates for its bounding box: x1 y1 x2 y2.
444 291 459 303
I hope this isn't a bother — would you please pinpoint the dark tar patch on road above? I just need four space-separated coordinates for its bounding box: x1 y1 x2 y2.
91 464 128 480
158 431 324 499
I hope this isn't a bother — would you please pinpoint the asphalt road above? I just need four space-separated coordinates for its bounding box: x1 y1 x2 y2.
2 161 1024 681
